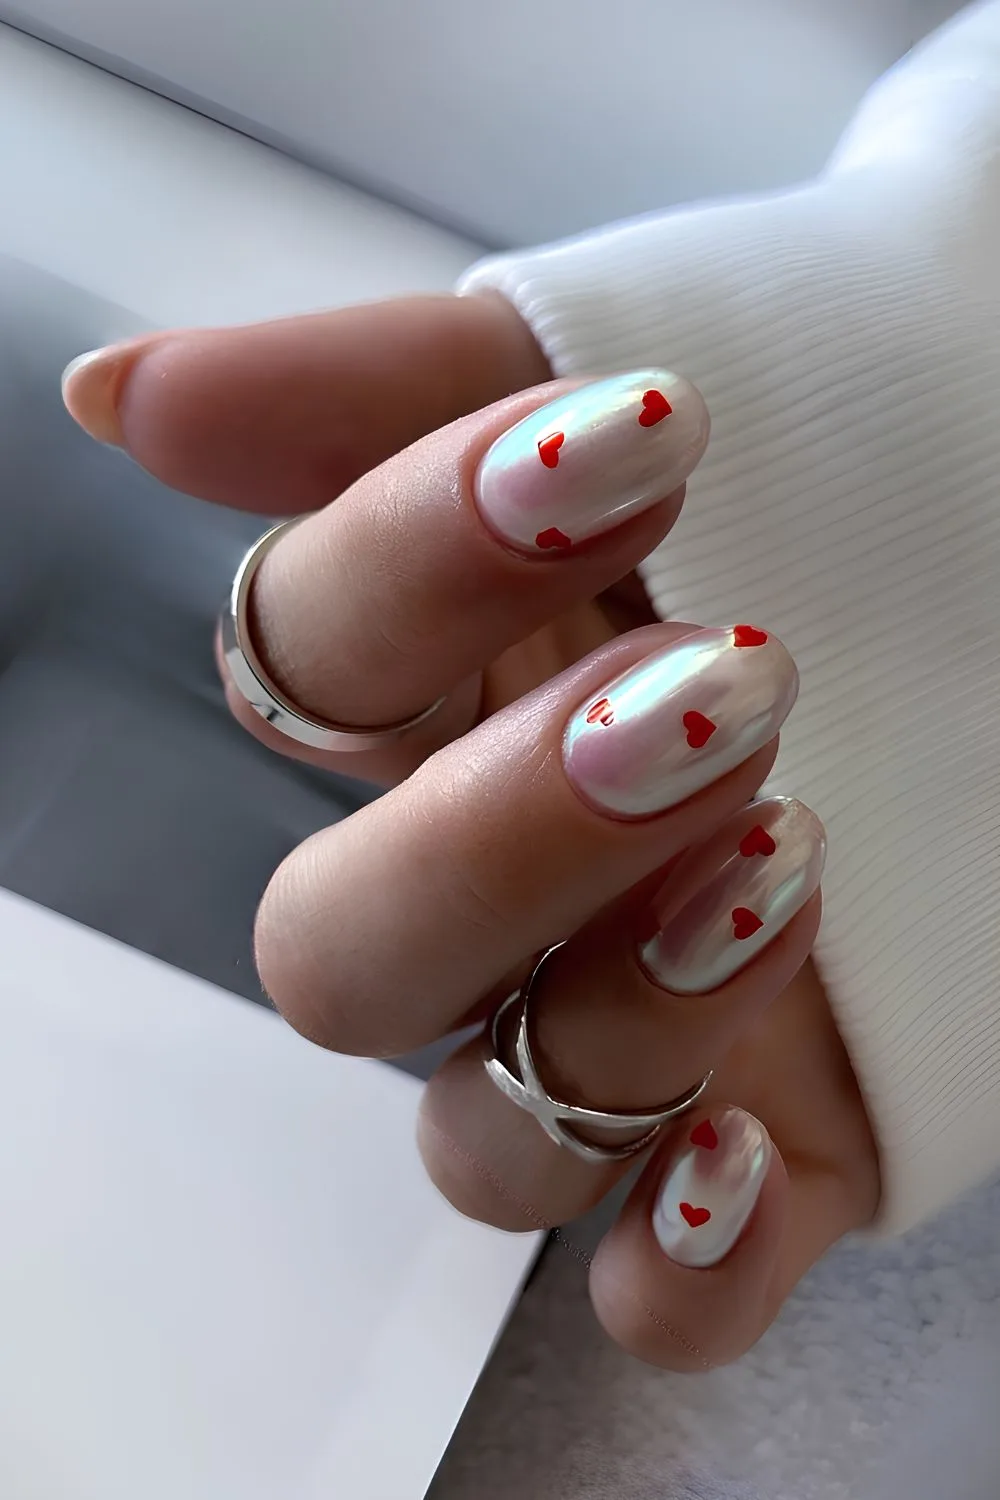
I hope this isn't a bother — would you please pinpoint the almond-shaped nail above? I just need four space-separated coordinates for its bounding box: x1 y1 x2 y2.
653 1107 770 1268
562 626 798 819
638 797 826 994
61 345 134 446
474 369 709 554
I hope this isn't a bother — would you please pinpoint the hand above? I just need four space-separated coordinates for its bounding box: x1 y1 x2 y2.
63 293 879 1367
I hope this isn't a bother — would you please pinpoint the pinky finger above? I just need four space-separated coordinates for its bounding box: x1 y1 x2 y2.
590 1102 874 1370
588 1106 788 1370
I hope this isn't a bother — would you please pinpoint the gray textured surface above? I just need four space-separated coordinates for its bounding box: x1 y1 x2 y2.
430 1177 1000 1499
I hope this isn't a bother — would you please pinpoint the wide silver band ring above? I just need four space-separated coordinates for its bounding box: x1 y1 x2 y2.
220 518 446 753
484 944 713 1164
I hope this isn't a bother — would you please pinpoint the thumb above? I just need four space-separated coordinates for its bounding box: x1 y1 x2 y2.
61 291 550 512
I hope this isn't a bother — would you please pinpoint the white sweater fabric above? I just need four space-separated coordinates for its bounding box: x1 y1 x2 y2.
460 0 1000 1235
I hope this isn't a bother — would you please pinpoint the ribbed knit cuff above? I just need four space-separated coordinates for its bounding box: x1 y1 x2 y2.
458 76 1000 1233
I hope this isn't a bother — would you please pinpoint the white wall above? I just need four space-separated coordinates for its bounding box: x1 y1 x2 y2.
0 27 480 327
1 0 967 247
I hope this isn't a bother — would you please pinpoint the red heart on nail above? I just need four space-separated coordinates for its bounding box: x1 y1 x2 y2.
638 389 672 427
683 710 717 749
732 907 764 940
739 824 776 859
538 432 564 468
690 1120 719 1151
733 624 768 648
679 1202 711 1228
586 697 615 727
535 527 572 551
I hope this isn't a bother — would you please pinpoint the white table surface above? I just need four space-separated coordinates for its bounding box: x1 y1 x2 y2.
0 888 539 1499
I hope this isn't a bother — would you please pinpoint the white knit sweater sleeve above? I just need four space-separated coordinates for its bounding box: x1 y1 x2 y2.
459 0 1000 1234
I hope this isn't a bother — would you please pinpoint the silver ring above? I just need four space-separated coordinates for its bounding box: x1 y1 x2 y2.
220 518 446 752
484 944 712 1164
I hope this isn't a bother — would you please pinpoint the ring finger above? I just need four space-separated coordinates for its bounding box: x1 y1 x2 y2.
419 796 824 1229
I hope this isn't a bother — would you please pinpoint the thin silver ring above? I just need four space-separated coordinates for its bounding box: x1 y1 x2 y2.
220 518 446 753
484 944 713 1164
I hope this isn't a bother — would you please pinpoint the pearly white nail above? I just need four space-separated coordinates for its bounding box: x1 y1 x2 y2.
652 1108 770 1268
474 369 709 554
639 796 826 993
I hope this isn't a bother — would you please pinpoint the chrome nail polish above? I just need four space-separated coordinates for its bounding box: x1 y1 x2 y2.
474 369 709 554
562 626 799 819
652 1107 770 1268
639 797 826 994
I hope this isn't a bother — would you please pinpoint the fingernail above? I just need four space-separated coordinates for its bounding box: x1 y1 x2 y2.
652 1107 770 1268
562 626 798 819
474 369 709 554
638 796 826 994
61 345 134 446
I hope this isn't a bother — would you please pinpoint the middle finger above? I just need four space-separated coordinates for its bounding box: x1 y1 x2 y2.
255 622 799 1058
